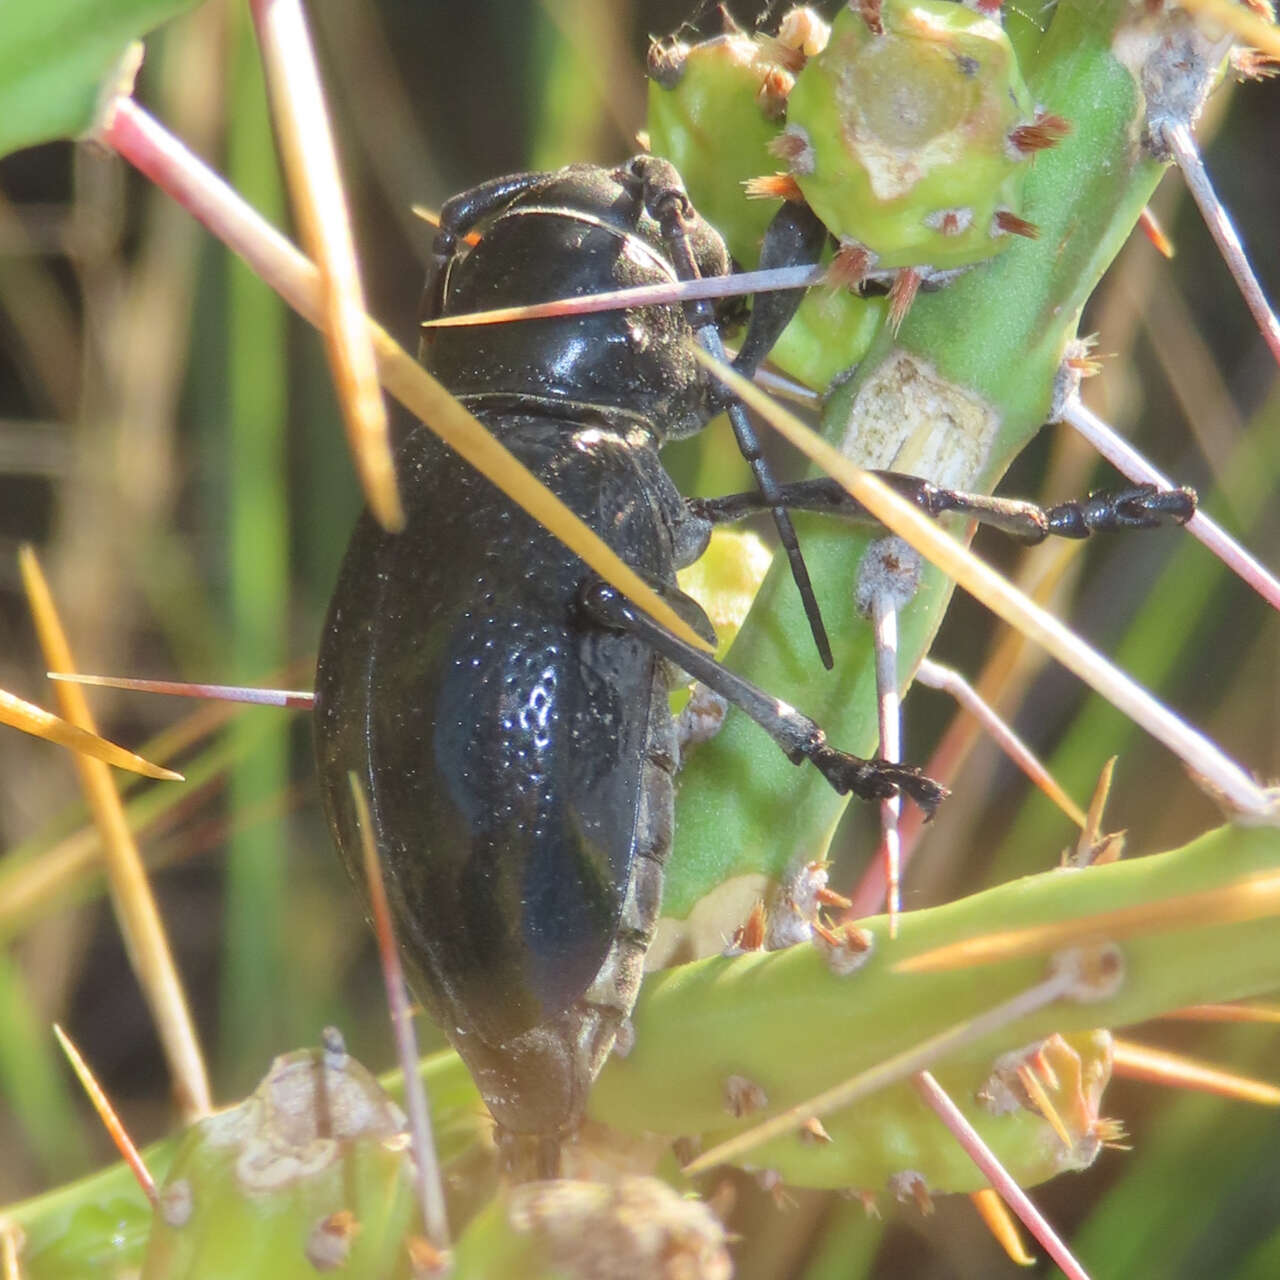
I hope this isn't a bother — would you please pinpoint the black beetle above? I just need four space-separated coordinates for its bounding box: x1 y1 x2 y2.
312 155 1193 1178
312 156 933 1177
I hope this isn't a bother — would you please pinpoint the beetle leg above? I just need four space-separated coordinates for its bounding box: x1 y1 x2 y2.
689 475 1197 543
724 200 828 388
632 155 834 668
577 580 947 818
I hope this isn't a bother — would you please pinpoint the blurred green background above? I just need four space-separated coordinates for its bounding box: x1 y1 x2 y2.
0 1 1276 1275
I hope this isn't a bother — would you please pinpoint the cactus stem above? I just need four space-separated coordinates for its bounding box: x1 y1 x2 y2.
681 959 1082 1176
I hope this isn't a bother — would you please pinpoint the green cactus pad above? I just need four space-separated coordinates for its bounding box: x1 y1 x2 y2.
647 31 785 269
647 23 887 388
142 1042 422 1280
783 0 1039 270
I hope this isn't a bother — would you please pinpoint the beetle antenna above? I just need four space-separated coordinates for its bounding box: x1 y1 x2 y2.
700 324 834 668
640 159 834 667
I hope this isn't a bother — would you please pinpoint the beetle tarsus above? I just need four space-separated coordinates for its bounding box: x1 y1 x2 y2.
579 579 947 818
809 744 948 818
1042 483 1197 540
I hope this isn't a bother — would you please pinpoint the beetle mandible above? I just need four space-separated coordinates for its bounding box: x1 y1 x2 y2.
312 155 947 1179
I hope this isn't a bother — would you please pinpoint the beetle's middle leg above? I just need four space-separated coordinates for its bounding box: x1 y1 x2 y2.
576 580 947 817
688 475 1197 543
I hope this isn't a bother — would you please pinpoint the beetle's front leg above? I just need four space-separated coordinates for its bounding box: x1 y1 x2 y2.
577 580 947 817
631 154 835 667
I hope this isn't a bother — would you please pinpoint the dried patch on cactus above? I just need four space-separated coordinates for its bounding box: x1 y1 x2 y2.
833 347 999 486
648 873 770 968
506 1177 733 1280
725 1073 770 1118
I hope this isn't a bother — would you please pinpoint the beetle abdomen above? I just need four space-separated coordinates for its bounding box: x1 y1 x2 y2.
315 411 681 1138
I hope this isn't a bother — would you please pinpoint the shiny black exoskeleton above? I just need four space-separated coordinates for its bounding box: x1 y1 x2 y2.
313 156 1194 1178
